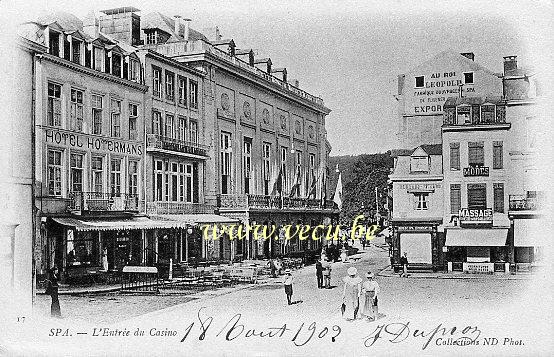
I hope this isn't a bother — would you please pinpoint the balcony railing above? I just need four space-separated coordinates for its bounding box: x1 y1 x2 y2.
217 194 337 211
509 194 544 211
143 40 325 107
146 201 216 215
147 134 209 157
68 192 143 212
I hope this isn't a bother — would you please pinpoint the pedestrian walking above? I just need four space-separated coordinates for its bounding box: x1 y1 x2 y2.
322 259 332 288
341 267 362 321
284 269 294 305
269 259 277 278
360 272 380 321
45 267 61 318
315 259 323 288
362 238 366 250
400 252 409 277
340 247 348 263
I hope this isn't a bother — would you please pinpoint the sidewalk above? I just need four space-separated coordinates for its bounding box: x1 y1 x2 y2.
378 266 538 280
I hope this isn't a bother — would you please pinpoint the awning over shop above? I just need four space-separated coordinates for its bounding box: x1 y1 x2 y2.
149 214 240 226
377 227 390 237
514 218 545 247
445 228 508 247
52 216 184 231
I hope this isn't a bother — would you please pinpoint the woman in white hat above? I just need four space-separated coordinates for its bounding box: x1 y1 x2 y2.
341 267 362 320
360 271 380 321
284 269 294 305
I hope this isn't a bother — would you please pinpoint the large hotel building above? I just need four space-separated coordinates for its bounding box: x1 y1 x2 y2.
16 7 337 289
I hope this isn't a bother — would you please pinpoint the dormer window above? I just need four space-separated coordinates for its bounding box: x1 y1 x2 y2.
146 30 158 45
72 39 81 65
481 104 495 123
112 52 122 77
129 59 140 82
456 105 471 124
410 156 429 173
49 30 60 56
93 47 103 71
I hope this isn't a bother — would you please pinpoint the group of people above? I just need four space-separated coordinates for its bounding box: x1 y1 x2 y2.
284 259 381 322
315 257 332 289
341 267 380 321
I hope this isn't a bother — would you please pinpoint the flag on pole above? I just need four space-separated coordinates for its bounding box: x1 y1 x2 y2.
289 165 301 197
333 165 343 210
271 167 283 196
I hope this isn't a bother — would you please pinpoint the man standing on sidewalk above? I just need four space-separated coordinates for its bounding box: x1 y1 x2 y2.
400 252 409 277
315 258 323 288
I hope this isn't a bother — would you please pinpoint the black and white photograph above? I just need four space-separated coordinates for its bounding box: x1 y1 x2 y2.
0 0 552 356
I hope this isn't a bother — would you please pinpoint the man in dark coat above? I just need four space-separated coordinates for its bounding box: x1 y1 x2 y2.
45 267 61 318
315 259 323 288
399 252 409 277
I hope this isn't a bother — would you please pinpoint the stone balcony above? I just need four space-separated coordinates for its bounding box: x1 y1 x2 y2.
68 192 143 212
217 194 337 211
146 201 216 215
146 134 209 157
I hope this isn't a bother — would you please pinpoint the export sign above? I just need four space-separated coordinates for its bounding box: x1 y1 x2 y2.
458 208 493 224
463 166 489 177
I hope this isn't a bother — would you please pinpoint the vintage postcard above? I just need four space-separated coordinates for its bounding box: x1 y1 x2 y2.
0 0 552 356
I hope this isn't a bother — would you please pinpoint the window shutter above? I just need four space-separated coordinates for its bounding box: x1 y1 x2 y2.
493 141 503 169
467 183 487 210
450 143 460 170
493 183 504 213
450 184 461 214
468 142 484 166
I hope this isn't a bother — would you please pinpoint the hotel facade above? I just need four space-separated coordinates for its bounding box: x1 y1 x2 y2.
18 7 336 285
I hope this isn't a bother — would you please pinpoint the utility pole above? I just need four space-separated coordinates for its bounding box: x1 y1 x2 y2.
375 186 379 217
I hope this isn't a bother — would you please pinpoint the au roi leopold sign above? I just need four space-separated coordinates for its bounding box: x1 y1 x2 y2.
463 166 489 177
458 208 493 224
44 129 143 157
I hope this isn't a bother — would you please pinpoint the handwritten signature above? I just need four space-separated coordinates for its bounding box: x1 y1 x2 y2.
362 321 481 350
180 307 341 347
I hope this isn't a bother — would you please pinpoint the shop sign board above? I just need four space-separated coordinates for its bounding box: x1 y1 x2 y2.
458 208 493 224
463 166 489 177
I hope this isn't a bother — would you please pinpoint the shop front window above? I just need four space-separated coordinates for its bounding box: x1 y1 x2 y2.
66 230 98 267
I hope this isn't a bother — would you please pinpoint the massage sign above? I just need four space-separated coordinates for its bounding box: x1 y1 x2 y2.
45 129 143 157
458 208 493 225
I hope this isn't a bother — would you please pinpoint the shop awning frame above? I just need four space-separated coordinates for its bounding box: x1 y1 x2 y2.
445 228 508 247
52 216 185 231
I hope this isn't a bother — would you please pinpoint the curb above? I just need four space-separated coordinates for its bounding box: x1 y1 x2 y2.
377 266 535 280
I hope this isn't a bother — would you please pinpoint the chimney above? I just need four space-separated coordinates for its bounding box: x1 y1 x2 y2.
461 52 474 61
174 15 181 35
503 56 518 73
83 10 99 38
183 18 191 41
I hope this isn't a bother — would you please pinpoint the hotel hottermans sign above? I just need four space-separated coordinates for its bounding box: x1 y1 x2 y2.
458 208 493 224
463 166 489 177
44 128 143 157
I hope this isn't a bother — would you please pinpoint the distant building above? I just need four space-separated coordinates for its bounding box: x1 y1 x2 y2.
389 144 444 271
396 51 503 149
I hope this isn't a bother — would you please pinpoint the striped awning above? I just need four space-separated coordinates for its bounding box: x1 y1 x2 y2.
52 216 184 231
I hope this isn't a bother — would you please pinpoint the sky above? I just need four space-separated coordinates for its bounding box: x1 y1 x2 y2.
5 0 553 156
